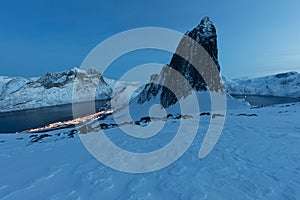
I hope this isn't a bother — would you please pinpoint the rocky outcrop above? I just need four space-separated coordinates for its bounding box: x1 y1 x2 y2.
137 16 223 108
37 68 107 89
37 70 76 89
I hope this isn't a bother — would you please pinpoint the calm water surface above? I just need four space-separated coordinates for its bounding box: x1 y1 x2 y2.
231 95 300 107
0 100 108 133
1 96 300 133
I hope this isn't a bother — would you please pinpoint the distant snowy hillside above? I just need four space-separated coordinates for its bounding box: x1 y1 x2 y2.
0 76 36 100
0 68 140 113
224 71 300 98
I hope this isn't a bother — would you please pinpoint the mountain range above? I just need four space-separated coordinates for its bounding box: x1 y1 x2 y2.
0 17 299 113
1 69 299 113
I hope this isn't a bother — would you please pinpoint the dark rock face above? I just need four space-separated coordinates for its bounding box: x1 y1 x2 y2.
275 71 297 79
37 68 107 89
237 113 258 117
137 16 222 108
37 71 76 89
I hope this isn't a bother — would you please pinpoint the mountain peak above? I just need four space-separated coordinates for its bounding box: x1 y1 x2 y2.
186 17 219 69
196 16 216 38
137 16 222 108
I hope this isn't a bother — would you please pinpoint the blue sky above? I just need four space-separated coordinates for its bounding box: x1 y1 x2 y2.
1 0 300 79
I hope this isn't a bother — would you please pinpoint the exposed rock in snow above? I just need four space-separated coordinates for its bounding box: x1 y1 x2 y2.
224 71 300 98
137 16 222 108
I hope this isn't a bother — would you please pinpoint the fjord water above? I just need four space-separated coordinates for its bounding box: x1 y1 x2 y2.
231 94 300 107
0 96 300 133
0 100 108 133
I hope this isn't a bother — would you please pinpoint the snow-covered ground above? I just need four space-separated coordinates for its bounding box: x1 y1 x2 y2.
224 71 300 98
0 102 299 199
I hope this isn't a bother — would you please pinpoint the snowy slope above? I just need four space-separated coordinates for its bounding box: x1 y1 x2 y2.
0 76 32 100
224 71 300 98
0 68 110 112
0 102 299 199
0 68 141 113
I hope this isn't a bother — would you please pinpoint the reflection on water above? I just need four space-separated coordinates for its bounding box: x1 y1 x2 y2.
25 109 114 133
0 100 108 133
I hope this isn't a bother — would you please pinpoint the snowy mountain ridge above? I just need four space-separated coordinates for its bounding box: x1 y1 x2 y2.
0 68 142 113
1 69 299 113
224 71 300 98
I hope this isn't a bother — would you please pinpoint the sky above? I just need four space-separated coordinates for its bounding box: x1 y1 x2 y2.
0 0 300 79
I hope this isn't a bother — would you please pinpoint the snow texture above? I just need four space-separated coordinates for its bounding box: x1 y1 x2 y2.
0 102 299 199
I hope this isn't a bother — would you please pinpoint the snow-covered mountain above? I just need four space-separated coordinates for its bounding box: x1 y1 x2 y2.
0 68 111 113
0 68 142 113
1 15 299 114
0 16 227 114
224 71 300 98
1 68 299 113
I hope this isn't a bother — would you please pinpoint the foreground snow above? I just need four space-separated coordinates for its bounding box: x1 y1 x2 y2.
0 103 299 199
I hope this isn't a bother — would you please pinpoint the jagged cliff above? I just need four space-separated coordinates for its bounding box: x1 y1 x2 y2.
137 17 222 107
